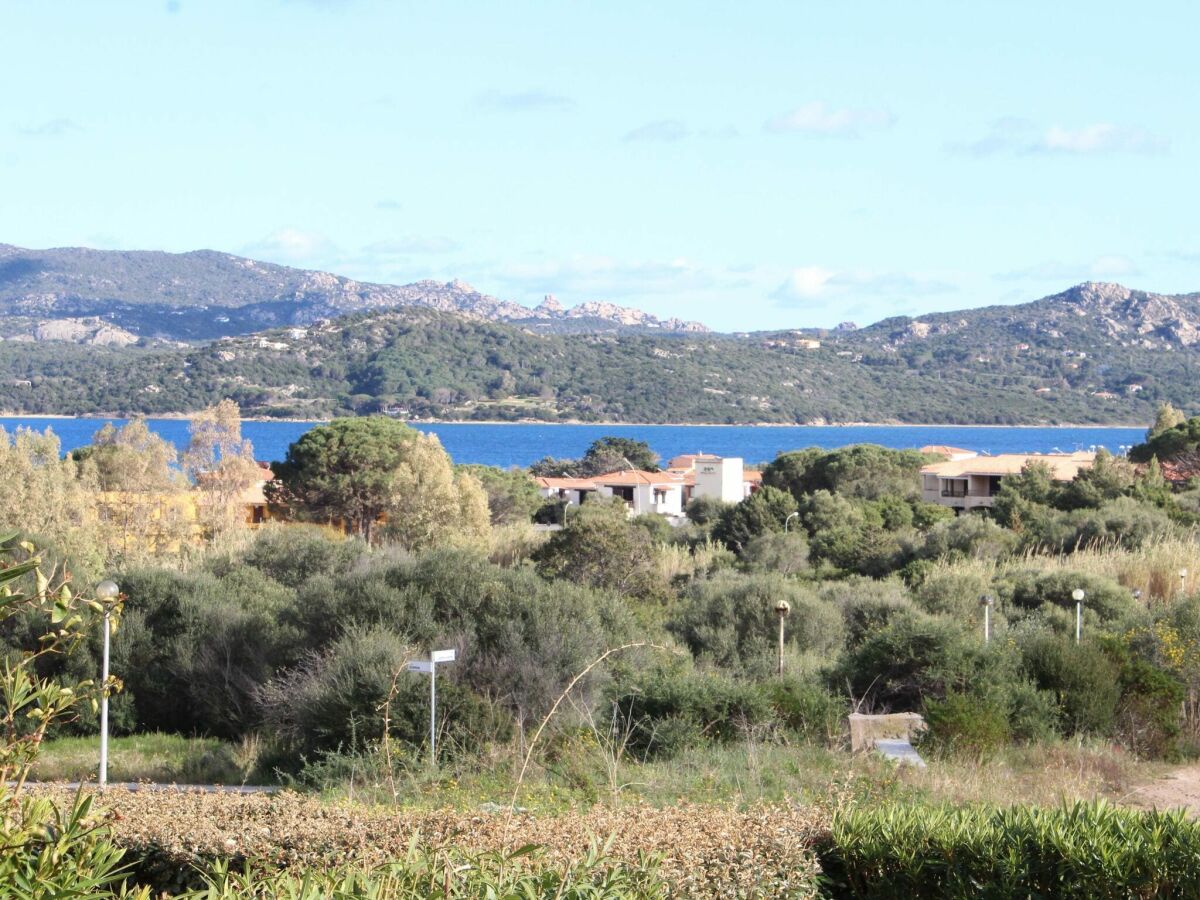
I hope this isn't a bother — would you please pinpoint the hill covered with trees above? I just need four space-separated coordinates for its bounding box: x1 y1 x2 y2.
1 291 1196 423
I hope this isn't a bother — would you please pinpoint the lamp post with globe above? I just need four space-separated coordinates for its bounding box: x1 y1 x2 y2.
1072 588 1085 644
95 579 120 789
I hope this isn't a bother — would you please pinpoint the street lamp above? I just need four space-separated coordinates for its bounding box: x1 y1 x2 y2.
1071 588 1085 644
784 512 799 533
774 599 791 676
979 595 994 644
95 579 120 790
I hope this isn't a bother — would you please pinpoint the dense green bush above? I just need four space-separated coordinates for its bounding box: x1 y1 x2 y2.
835 610 978 711
922 691 1010 757
1007 570 1137 624
607 665 776 759
1018 632 1121 736
819 800 1200 899
668 573 841 675
740 530 811 575
711 486 797 552
768 676 845 745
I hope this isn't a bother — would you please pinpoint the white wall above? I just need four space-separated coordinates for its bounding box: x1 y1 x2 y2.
693 456 745 503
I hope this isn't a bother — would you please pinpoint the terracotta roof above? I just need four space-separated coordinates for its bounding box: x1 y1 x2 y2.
1158 460 1200 485
921 452 1095 480
535 476 599 490
593 469 685 487
744 470 763 483
667 453 720 470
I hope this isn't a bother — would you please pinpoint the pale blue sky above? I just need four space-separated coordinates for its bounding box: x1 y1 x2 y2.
3 1 1197 330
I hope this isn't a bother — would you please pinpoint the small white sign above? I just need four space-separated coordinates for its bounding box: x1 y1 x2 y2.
407 660 434 674
431 649 457 663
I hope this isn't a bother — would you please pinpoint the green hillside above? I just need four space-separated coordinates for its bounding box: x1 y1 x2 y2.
0 299 1187 424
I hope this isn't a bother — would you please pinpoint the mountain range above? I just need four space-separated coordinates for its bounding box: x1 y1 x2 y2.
0 243 707 342
0 243 1197 425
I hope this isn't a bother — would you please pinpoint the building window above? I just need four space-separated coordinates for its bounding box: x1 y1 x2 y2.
988 476 1003 496
252 505 266 524
612 486 635 504
653 488 669 504
941 479 968 498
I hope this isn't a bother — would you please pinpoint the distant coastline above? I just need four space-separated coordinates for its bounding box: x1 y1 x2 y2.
0 412 1150 430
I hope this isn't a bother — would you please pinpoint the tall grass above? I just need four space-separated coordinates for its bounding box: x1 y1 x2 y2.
924 532 1200 603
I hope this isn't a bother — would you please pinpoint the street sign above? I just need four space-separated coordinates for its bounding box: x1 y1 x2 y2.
406 649 458 766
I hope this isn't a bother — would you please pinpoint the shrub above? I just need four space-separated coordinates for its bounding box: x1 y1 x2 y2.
740 530 811 576
607 666 776 758
684 495 730 526
258 627 507 766
836 610 977 711
667 573 841 675
1008 570 1137 624
819 800 1200 899
914 570 991 619
768 677 844 745
712 486 798 552
820 578 913 646
922 691 1010 758
1018 632 1121 736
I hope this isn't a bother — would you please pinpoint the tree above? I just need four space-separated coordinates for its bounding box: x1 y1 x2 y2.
529 437 660 479
457 464 542 525
533 497 660 597
712 486 798 552
578 437 660 475
0 427 103 577
384 436 490 550
268 417 420 542
183 400 261 539
269 417 487 546
1057 449 1135 511
88 419 192 561
763 445 928 502
1149 402 1186 439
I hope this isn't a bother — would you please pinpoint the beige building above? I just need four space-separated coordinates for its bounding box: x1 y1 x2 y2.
920 451 1096 512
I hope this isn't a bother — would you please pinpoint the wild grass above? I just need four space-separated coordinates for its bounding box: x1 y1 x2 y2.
924 532 1200 603
34 733 269 785
290 736 1162 817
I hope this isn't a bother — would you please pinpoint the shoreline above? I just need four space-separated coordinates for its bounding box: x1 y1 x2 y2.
0 412 1149 430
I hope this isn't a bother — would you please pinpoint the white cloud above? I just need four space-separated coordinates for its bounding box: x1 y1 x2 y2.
994 254 1141 282
764 101 895 137
952 118 1167 156
774 267 956 307
623 119 689 142
242 228 337 265
459 254 760 304
375 199 403 211
18 118 80 137
1037 124 1167 154
474 90 575 112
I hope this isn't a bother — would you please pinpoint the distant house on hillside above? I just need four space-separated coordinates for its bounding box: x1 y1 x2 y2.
920 451 1096 513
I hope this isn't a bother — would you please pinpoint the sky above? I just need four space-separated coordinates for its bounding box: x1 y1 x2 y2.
3 1 1198 331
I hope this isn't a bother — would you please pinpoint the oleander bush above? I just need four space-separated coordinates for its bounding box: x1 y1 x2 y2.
818 800 1200 899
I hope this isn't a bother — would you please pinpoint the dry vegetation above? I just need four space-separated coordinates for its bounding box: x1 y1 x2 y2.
32 787 826 897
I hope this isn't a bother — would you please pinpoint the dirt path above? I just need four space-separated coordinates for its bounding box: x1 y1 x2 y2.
1125 765 1200 816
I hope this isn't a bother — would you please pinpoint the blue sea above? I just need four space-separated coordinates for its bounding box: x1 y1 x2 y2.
0 418 1150 468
